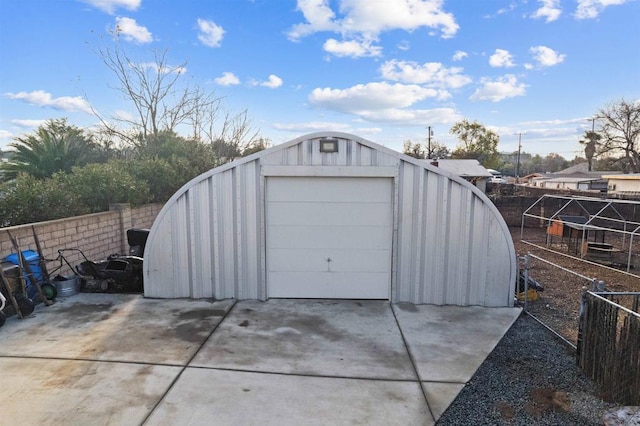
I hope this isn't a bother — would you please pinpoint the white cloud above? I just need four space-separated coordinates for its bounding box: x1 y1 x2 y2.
356 107 462 125
139 62 187 75
215 72 240 86
323 38 382 58
0 130 13 142
309 82 439 113
5 90 93 114
197 18 225 47
531 0 562 22
470 75 526 102
260 75 283 89
379 60 472 89
81 0 140 14
272 121 352 132
483 3 517 18
529 45 566 67
497 4 517 14
288 0 339 40
113 110 135 121
575 0 628 19
11 119 47 128
518 118 591 126
397 40 410 51
115 17 152 44
288 0 460 56
452 50 468 61
489 49 515 68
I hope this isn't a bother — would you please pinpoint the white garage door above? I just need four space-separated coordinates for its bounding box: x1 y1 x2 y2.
266 177 393 299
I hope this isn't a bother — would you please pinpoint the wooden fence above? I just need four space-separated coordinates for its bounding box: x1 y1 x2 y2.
577 291 640 405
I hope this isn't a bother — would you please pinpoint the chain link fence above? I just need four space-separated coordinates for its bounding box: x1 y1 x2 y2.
518 253 597 345
518 253 640 405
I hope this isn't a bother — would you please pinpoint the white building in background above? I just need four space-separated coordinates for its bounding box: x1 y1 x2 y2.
432 159 494 192
603 174 640 199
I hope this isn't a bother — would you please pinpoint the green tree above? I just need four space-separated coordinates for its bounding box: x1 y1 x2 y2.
449 119 501 169
541 153 568 173
124 158 183 203
1 118 101 182
595 99 640 172
135 130 219 181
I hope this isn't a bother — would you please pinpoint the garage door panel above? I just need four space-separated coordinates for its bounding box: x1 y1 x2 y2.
268 226 390 250
268 272 390 299
268 177 392 203
266 177 392 299
268 248 391 273
267 202 391 226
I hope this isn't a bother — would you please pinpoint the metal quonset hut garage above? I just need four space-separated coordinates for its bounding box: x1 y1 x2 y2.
144 132 516 307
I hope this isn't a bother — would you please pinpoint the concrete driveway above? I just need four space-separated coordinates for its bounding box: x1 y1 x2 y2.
0 294 520 425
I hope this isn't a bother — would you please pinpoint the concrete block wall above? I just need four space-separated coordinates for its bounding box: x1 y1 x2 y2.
491 196 540 227
0 203 163 277
130 204 162 229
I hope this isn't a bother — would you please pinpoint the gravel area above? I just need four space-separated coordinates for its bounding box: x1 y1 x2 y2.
438 313 617 425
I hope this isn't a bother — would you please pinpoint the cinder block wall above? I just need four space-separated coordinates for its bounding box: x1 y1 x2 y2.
0 203 163 276
491 196 540 227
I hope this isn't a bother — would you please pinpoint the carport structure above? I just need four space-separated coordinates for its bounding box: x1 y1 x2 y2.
144 132 516 306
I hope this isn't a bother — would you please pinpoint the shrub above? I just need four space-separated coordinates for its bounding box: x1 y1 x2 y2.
64 162 151 212
0 173 82 226
123 158 183 202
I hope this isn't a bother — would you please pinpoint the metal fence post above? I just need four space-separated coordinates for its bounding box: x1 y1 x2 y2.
523 253 530 312
576 286 588 366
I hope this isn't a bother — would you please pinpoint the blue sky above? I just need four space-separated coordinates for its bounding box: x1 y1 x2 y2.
0 0 638 158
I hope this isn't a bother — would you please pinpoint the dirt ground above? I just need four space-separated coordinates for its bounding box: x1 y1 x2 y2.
511 226 640 344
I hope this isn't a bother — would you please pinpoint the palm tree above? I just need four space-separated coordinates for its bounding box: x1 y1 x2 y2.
580 131 601 172
1 119 99 182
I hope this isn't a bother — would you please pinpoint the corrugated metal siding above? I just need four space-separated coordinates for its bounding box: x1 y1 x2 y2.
393 161 513 306
145 132 516 306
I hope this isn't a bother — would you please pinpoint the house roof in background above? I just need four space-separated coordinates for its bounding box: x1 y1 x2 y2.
431 159 493 178
602 174 640 180
555 162 623 178
556 162 589 174
541 177 602 183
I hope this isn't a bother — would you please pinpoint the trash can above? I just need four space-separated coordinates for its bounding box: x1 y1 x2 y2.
127 228 149 256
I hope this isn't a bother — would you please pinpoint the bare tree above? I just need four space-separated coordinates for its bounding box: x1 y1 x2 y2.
596 99 640 173
403 140 450 159
95 42 192 143
92 40 259 162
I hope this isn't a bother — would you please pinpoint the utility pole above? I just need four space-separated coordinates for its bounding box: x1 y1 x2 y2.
585 117 598 172
426 126 433 159
515 133 523 182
